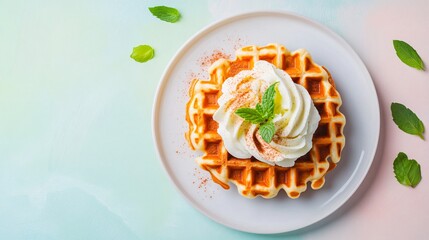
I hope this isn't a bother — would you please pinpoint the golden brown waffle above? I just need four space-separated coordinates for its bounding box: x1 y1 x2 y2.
186 43 345 199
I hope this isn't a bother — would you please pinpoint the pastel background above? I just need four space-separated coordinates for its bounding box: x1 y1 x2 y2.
1 0 428 239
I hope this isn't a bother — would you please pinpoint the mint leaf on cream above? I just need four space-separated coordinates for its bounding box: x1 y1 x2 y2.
393 40 425 70
130 45 154 63
391 102 425 140
148 6 181 23
235 82 278 143
261 82 278 118
393 152 422 188
255 103 264 115
235 108 265 124
260 122 275 143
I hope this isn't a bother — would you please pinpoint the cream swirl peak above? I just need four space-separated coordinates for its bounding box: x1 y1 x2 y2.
213 60 321 167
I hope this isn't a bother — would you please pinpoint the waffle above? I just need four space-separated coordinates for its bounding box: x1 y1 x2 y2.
186 43 345 199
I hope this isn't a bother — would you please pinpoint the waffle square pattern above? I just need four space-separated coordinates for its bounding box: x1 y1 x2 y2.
186 44 345 199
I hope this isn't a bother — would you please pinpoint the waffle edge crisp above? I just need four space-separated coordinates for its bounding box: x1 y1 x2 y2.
186 43 346 199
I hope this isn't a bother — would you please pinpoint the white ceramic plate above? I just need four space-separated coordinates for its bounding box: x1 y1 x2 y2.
152 11 379 234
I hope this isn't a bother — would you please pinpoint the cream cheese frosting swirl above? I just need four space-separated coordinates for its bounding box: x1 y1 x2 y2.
213 60 321 167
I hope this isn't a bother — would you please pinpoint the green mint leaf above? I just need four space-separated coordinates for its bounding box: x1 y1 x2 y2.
130 45 154 63
393 152 422 188
393 40 425 70
261 82 278 118
391 102 425 140
235 83 279 131
148 6 181 23
255 103 264 114
235 108 264 124
259 121 275 143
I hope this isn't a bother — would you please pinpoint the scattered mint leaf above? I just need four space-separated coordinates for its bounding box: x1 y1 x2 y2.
130 45 154 63
391 102 425 140
259 122 275 143
393 152 422 188
393 40 425 70
261 82 278 118
148 6 181 23
235 108 265 124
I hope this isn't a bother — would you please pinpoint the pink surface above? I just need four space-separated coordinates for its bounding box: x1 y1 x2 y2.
2 1 426 239
306 2 429 239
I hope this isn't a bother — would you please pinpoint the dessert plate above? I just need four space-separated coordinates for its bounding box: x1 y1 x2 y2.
152 11 379 234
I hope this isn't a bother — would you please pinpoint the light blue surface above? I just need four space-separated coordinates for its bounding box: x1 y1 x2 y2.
0 0 377 239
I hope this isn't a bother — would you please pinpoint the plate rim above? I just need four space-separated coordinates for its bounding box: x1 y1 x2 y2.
152 10 380 234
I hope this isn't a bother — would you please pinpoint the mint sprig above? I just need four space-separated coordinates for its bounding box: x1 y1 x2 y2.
235 82 278 143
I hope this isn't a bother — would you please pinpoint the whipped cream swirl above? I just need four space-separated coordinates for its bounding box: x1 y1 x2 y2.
213 61 321 167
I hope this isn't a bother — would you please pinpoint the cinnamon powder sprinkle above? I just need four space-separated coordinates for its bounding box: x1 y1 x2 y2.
199 49 231 68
